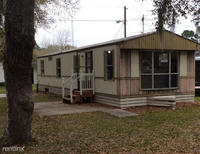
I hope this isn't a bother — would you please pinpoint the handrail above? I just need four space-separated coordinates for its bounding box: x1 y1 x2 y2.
70 75 80 103
61 76 72 86
61 74 77 86
61 70 77 99
62 70 95 103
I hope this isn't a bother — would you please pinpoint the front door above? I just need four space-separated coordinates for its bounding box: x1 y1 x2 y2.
85 51 93 73
74 51 93 73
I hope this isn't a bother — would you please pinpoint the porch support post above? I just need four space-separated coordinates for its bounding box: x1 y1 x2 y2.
92 70 95 94
62 77 65 98
76 51 80 90
80 70 82 95
70 75 73 103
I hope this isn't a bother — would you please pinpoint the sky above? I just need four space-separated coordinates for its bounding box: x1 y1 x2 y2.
35 0 197 48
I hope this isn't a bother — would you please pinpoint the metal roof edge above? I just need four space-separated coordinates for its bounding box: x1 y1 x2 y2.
37 30 199 59
37 31 156 58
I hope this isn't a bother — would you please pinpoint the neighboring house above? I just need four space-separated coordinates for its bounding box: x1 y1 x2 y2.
0 62 4 84
37 30 200 108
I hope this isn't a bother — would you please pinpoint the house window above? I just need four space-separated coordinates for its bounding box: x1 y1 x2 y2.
41 60 44 77
48 56 52 61
56 58 61 78
141 51 178 89
105 50 114 80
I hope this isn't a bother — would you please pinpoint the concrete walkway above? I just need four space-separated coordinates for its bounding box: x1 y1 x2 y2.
0 94 6 98
34 101 137 118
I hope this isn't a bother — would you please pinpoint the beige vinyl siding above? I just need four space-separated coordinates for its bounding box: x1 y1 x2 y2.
93 45 117 95
180 51 187 76
131 50 139 77
37 59 41 76
37 52 77 87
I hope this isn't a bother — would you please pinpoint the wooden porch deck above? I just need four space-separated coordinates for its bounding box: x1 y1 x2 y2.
63 90 94 104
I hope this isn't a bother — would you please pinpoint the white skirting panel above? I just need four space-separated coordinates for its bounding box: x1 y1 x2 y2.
38 84 195 108
38 85 69 96
176 94 194 102
95 94 195 108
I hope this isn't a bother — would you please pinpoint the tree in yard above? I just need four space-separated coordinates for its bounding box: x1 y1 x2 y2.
39 29 76 55
0 0 80 61
54 29 72 51
1 0 35 145
181 29 199 43
0 0 79 146
152 0 200 37
0 27 4 61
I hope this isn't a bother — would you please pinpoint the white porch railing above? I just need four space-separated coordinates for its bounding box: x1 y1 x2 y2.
62 70 95 103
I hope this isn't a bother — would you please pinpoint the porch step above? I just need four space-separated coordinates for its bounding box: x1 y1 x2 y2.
63 90 94 104
63 94 81 104
73 90 93 97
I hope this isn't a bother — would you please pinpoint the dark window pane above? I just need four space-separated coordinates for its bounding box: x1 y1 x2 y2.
171 74 178 87
171 52 178 73
141 52 152 73
41 61 44 77
106 51 113 65
154 52 169 73
56 59 61 77
57 69 61 77
74 55 80 73
141 75 152 89
57 59 61 67
154 75 169 88
106 66 113 80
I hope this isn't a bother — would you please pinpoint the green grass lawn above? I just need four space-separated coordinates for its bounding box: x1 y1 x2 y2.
1 86 200 153
0 86 6 94
0 85 37 94
195 97 200 101
1 97 200 153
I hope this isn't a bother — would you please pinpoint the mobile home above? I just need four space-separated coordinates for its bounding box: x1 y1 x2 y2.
37 30 200 108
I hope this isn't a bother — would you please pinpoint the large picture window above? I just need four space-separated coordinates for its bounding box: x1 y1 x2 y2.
56 58 61 78
141 51 178 89
41 60 44 77
105 50 114 80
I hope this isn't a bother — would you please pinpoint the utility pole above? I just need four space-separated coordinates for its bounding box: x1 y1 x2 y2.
71 20 74 47
124 6 127 37
142 14 144 34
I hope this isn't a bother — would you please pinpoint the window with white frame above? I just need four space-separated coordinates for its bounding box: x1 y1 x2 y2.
56 58 61 78
141 51 178 89
41 60 44 77
105 50 114 80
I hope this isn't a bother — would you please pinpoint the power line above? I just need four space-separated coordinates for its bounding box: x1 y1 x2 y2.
55 19 122 22
113 23 123 40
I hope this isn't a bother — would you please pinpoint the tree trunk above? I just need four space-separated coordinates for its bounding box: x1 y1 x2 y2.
2 0 35 146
